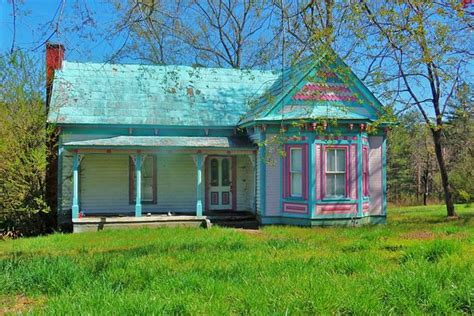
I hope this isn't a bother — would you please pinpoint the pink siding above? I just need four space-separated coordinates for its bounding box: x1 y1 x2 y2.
315 203 358 215
283 202 308 214
350 144 358 199
265 149 281 215
315 144 322 200
363 202 369 214
369 136 383 215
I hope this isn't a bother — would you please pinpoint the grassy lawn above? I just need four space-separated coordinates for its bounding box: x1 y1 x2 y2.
1 205 473 315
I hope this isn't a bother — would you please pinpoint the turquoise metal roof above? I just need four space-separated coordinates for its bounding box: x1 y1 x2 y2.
63 136 254 149
48 53 384 128
48 61 279 127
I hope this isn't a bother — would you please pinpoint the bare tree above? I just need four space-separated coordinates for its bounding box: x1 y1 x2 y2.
107 0 279 68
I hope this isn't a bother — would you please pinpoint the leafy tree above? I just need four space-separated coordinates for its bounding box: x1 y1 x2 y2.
445 83 474 203
0 52 53 235
352 1 473 217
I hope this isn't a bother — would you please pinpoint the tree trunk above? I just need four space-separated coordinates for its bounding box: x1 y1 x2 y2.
432 130 457 217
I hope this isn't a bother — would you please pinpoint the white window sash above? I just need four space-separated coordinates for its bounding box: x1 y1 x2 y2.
290 147 303 197
325 149 346 197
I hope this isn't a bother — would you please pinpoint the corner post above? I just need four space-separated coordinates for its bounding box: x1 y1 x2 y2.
135 154 143 217
72 152 80 219
193 153 206 217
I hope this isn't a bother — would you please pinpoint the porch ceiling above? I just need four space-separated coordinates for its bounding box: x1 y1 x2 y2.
63 136 255 149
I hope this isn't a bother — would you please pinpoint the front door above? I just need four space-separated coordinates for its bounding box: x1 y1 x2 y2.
208 157 233 211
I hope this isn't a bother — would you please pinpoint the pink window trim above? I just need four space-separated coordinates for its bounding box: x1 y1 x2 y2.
363 146 369 196
321 145 350 199
283 144 308 200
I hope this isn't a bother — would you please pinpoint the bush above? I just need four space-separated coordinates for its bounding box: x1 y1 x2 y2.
0 52 54 236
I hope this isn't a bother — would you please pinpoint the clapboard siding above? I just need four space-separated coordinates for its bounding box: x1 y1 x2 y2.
369 136 383 215
153 153 197 212
256 150 261 214
80 154 133 213
236 155 254 211
265 146 281 216
59 153 73 223
67 152 256 215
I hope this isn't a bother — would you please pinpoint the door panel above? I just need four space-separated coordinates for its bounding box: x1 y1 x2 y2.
208 157 233 210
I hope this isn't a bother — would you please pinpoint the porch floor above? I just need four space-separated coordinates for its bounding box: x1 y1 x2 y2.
72 211 258 233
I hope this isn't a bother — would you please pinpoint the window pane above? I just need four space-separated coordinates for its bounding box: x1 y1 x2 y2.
291 173 302 197
335 174 345 196
326 150 335 171
336 149 346 172
290 148 302 172
222 158 230 186
326 174 335 196
142 157 154 201
211 159 218 186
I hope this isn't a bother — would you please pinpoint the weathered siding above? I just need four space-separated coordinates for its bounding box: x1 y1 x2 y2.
59 152 73 224
62 151 255 216
349 144 358 199
265 143 281 216
369 136 383 215
236 155 254 211
155 153 197 212
80 154 133 214
315 144 322 200
256 149 261 214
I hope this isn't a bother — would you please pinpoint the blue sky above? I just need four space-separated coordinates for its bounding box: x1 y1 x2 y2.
1 0 472 116
0 0 127 63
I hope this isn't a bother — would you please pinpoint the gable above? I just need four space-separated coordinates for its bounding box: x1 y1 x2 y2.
239 53 385 125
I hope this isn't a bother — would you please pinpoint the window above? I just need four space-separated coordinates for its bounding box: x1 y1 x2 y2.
141 157 154 202
210 159 219 186
222 158 230 186
325 148 346 197
283 144 307 200
129 155 157 204
363 147 369 196
290 148 303 197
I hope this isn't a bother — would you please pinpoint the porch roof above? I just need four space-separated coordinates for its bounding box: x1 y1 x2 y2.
63 136 255 149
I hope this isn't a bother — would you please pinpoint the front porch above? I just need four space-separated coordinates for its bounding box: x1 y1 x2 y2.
62 136 257 231
72 211 258 232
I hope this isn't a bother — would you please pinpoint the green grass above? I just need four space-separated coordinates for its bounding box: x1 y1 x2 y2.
1 205 473 315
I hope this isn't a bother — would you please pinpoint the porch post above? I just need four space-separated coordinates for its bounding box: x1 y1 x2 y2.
135 154 143 217
72 152 80 219
192 153 206 217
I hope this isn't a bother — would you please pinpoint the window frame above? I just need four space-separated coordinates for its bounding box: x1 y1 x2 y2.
289 147 303 198
129 155 157 205
323 146 348 199
283 144 308 200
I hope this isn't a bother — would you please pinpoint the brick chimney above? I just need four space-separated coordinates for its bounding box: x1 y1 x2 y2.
46 43 65 105
45 43 65 229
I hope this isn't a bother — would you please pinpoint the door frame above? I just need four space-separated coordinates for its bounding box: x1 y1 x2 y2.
205 155 237 212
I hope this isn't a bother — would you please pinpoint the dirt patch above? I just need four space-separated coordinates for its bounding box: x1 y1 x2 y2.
402 231 438 240
0 295 43 315
234 228 263 235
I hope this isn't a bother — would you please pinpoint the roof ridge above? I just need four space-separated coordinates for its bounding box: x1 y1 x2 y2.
61 60 279 75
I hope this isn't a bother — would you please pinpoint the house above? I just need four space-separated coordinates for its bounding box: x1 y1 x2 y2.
46 43 389 232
